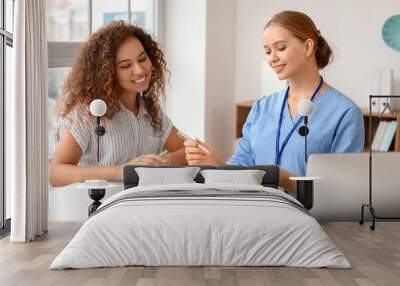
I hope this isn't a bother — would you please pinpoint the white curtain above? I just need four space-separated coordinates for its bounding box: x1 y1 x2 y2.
8 0 48 242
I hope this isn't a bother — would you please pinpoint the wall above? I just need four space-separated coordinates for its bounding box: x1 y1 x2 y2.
164 0 207 141
204 0 236 160
164 0 236 160
235 0 400 107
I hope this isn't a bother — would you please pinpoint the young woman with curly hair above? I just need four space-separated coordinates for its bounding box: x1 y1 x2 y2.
49 21 186 187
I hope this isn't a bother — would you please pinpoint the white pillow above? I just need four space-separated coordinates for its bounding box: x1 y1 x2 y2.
136 167 201 186
200 169 266 185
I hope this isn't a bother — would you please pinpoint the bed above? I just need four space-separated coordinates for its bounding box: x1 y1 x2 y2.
50 165 350 269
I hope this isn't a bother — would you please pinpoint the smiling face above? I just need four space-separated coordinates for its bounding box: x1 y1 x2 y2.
115 36 152 95
263 25 315 80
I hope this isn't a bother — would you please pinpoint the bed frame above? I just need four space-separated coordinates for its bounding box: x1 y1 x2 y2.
123 165 280 189
88 165 313 216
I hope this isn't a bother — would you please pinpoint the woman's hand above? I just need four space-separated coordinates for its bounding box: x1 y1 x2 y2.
124 154 167 167
184 139 222 166
114 154 167 181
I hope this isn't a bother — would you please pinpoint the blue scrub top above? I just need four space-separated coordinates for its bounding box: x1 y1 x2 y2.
227 87 365 176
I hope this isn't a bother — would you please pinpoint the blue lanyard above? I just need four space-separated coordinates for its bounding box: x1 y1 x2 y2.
274 76 323 166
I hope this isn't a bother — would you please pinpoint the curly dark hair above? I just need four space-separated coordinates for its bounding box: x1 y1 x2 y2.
57 20 168 133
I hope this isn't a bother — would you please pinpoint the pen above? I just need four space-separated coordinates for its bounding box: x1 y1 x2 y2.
177 131 211 153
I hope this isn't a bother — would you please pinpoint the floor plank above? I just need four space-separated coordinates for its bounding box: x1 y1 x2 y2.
0 222 399 286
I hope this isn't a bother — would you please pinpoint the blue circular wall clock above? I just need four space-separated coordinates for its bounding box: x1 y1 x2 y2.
382 15 400 52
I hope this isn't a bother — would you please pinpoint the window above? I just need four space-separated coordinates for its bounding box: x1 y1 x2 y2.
92 0 129 32
47 0 159 158
129 0 156 35
47 0 89 42
1 0 14 234
48 67 70 156
4 0 12 33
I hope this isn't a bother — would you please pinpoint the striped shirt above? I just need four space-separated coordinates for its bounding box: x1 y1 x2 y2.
55 97 173 166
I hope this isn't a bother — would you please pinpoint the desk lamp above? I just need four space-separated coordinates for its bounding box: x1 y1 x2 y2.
87 99 107 216
290 100 316 210
298 99 314 163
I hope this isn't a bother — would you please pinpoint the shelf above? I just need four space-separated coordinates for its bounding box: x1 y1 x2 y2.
362 109 400 152
361 108 397 119
235 100 254 138
236 100 254 108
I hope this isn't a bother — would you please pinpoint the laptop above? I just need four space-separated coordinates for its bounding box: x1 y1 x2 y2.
306 152 400 221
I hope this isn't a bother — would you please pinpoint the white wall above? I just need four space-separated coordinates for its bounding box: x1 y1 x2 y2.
205 0 236 160
235 0 400 107
164 0 207 141
164 0 236 160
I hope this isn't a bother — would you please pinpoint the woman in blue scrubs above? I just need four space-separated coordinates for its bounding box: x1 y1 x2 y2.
184 11 364 191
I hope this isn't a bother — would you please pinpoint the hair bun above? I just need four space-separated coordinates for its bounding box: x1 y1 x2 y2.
315 35 332 69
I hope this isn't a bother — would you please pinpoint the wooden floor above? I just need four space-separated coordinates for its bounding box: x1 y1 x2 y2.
0 222 399 286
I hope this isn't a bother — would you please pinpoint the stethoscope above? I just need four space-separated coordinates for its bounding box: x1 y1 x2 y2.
274 76 323 166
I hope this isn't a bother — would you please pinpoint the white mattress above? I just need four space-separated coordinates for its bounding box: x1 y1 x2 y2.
50 183 350 269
